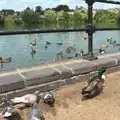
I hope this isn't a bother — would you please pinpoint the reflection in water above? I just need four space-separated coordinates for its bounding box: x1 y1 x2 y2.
0 31 120 71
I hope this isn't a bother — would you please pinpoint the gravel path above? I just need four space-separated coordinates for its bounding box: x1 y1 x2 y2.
21 71 120 120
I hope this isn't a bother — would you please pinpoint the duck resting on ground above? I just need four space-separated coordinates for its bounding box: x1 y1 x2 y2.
81 67 107 101
40 92 55 107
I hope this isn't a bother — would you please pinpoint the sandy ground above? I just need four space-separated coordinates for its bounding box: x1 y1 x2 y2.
19 71 120 120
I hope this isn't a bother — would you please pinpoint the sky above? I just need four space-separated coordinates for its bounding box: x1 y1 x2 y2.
0 0 120 11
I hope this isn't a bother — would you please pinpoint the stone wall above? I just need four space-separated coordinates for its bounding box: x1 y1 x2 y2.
0 54 120 100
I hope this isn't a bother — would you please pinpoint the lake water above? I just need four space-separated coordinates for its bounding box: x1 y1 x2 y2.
0 30 120 72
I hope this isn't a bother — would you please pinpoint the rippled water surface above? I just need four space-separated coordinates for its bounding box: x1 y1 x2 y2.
0 30 120 71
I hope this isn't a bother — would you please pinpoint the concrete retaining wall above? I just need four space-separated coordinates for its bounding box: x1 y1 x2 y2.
0 54 120 100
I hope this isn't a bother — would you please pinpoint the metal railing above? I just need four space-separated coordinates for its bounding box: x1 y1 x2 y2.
0 0 120 60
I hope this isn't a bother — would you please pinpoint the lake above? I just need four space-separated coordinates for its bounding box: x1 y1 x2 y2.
0 30 120 72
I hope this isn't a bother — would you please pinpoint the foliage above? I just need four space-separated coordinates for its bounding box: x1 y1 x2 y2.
0 15 5 24
22 9 40 24
55 5 70 12
44 10 56 24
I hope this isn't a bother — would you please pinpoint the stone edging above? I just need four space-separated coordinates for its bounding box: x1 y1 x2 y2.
0 54 120 100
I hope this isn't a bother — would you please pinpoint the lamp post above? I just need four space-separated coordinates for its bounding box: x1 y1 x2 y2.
84 0 98 60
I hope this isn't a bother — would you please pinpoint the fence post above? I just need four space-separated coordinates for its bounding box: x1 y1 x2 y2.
84 0 98 60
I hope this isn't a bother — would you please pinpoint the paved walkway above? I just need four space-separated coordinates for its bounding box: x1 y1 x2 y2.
19 71 120 120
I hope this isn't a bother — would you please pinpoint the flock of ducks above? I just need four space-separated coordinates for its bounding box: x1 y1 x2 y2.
0 67 107 120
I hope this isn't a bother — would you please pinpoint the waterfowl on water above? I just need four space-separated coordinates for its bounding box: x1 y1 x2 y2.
81 67 107 101
57 42 63 45
31 48 36 54
80 50 88 57
100 44 108 49
28 102 45 120
40 92 55 107
0 57 12 63
11 91 41 107
82 36 87 40
46 41 51 45
98 49 105 54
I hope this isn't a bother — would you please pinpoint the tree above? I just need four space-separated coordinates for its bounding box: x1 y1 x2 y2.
0 15 5 25
44 10 56 24
22 9 40 24
73 12 82 23
55 5 70 12
35 6 42 14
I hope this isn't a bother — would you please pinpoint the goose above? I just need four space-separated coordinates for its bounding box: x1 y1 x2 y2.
11 91 41 107
81 67 107 101
28 102 45 120
40 92 55 106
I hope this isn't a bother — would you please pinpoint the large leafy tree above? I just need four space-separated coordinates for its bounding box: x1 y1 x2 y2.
22 9 40 24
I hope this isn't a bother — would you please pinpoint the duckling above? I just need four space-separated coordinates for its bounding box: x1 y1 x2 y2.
28 102 45 120
11 91 41 107
81 67 106 100
40 92 55 107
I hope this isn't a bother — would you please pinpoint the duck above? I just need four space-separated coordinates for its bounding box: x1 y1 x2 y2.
46 41 51 45
98 49 105 54
44 45 48 49
57 42 63 45
28 102 45 120
82 36 87 40
0 57 12 63
31 48 36 54
100 44 108 49
40 92 55 107
11 91 41 107
80 50 89 57
81 67 106 101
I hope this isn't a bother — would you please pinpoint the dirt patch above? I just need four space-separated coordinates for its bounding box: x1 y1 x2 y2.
21 71 120 120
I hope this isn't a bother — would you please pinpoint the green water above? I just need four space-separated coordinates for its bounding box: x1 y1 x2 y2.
0 30 120 72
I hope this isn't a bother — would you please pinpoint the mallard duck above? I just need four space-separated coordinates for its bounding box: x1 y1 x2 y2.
40 92 55 106
64 46 76 53
28 102 45 120
81 67 106 100
11 91 41 107
30 48 36 54
0 57 12 63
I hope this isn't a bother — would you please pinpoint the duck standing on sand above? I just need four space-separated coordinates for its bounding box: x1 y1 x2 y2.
81 67 107 100
40 92 55 106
